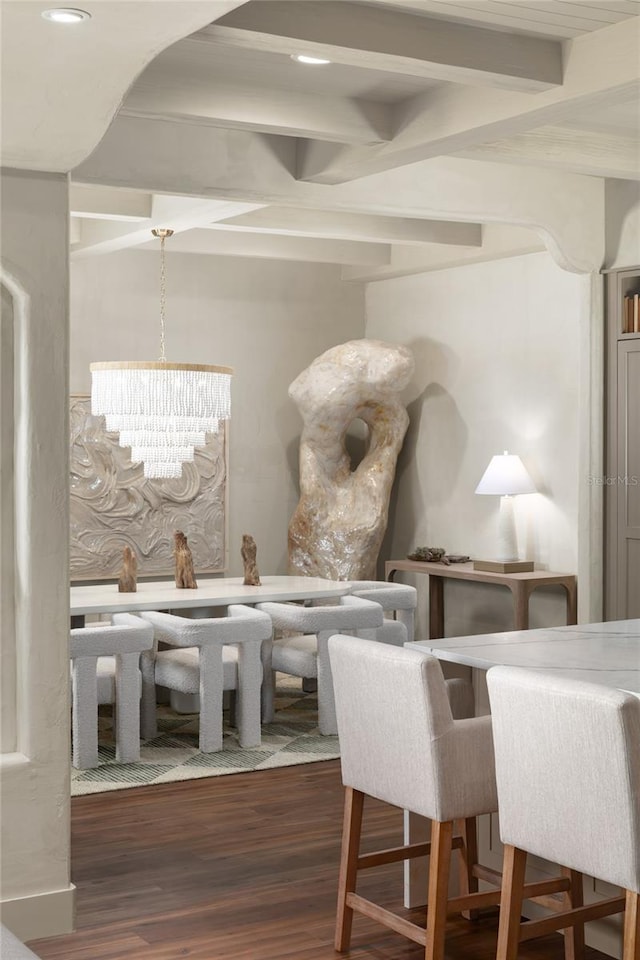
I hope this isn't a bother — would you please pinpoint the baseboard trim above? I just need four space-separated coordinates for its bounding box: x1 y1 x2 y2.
0 885 75 942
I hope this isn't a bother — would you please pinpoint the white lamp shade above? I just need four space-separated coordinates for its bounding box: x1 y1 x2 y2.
475 452 536 496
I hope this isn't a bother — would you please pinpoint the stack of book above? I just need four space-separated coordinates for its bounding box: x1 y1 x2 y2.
623 292 640 333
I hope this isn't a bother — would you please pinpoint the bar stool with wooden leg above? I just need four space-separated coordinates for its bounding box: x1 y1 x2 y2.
487 666 639 960
328 636 504 960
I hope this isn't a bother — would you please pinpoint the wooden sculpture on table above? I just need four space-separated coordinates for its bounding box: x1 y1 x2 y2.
174 530 197 589
241 533 261 586
118 546 138 593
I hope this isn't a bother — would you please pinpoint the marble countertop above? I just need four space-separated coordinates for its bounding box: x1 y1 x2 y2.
412 619 640 695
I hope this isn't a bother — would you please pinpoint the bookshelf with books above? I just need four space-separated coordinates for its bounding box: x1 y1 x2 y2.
622 288 640 335
617 267 640 337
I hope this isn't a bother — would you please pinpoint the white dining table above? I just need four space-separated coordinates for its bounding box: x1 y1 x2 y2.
70 575 352 623
411 618 640 696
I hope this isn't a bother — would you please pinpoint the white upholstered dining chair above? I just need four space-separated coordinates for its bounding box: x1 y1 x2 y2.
256 595 384 735
487 666 639 960
328 636 502 960
350 580 474 719
348 579 417 644
139 605 273 752
70 613 154 770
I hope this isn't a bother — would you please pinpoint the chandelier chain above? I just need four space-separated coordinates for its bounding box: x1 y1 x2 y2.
152 227 174 362
159 233 167 362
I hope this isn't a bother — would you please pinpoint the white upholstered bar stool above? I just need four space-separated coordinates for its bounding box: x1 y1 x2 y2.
256 595 383 735
70 613 154 770
329 636 502 960
487 666 638 960
139 605 273 752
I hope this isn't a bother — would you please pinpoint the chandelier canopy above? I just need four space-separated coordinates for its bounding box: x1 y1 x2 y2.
90 230 232 479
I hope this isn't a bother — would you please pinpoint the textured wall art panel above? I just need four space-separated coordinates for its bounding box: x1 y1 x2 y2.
70 396 227 581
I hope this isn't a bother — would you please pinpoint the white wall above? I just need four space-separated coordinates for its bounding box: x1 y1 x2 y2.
70 251 365 576
365 251 590 640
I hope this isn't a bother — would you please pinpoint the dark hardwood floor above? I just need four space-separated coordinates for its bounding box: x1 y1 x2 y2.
30 761 611 960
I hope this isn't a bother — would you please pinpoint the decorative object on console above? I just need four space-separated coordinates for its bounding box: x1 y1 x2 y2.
70 397 227 581
288 339 414 580
89 228 233 480
407 546 446 562
118 546 137 593
474 451 536 573
174 530 197 589
241 534 261 586
407 547 471 565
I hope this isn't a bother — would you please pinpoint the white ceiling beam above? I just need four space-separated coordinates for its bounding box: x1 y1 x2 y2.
298 17 640 184
457 126 640 181
70 185 153 221
122 77 391 145
209 206 482 247
355 0 630 39
71 196 265 257
341 224 547 282
136 228 391 266
365 0 638 39
73 116 606 273
202 1 562 92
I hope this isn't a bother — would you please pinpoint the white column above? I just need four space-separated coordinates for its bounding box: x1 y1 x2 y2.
0 169 74 940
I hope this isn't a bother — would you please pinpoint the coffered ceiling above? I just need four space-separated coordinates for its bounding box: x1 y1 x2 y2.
3 0 639 278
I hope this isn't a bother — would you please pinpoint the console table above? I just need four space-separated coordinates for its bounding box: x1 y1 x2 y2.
385 560 577 638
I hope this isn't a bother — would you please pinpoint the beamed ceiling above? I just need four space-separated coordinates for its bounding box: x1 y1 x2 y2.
3 0 639 278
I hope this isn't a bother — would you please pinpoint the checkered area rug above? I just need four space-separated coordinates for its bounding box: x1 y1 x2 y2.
71 679 339 796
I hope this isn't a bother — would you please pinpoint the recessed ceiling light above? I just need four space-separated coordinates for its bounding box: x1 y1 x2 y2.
41 8 91 23
292 54 331 65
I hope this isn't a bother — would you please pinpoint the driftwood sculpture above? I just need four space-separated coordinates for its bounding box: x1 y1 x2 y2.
174 530 197 589
241 534 261 586
118 546 138 593
288 339 414 580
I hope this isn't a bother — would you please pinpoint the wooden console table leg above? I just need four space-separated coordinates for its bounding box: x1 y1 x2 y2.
511 583 530 631
564 579 578 625
429 576 445 639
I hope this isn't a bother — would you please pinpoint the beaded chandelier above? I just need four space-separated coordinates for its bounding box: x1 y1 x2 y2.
90 229 232 479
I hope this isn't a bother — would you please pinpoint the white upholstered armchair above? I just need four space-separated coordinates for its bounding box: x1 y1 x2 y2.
139 605 273 753
348 579 417 644
256 595 384 735
349 579 474 719
70 613 154 770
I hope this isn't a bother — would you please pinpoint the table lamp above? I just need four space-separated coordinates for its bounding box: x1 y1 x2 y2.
473 451 536 572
